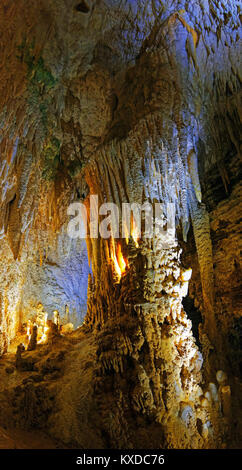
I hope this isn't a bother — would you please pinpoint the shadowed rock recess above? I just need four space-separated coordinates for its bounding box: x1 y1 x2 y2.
0 0 241 449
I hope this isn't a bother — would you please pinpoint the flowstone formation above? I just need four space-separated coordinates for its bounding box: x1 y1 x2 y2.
0 0 241 449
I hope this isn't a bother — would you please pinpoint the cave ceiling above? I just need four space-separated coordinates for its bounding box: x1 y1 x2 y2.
0 0 241 451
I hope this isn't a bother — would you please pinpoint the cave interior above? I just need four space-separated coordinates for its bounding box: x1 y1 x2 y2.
0 0 241 450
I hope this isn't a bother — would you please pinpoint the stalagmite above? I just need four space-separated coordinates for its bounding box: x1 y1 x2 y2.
191 203 216 345
188 149 202 203
220 386 231 418
15 343 25 369
27 325 37 351
0 0 240 451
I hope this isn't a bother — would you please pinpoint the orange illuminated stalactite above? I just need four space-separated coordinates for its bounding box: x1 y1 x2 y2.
124 228 129 245
110 241 128 281
123 217 140 247
131 217 140 248
116 243 127 274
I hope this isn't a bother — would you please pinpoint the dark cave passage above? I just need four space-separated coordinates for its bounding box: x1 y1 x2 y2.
182 296 203 348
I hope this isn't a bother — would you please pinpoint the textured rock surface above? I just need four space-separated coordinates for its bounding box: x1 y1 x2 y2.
21 233 90 328
0 0 241 449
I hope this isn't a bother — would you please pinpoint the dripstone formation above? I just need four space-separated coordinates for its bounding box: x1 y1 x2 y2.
0 1 241 449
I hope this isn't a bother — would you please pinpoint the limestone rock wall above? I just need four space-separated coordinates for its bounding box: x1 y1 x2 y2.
21 233 90 328
182 170 242 447
0 0 241 449
0 240 27 354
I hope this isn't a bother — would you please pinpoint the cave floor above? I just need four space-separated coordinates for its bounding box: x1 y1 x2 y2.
0 325 241 449
0 425 62 449
0 327 99 449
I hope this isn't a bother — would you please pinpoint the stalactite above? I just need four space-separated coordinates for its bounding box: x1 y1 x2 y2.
188 149 202 203
191 203 217 347
0 0 240 450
